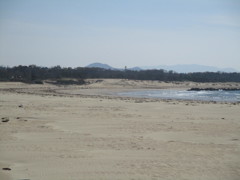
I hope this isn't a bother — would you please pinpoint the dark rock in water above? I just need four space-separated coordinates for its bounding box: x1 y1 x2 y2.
1 117 9 122
2 167 11 171
188 88 240 91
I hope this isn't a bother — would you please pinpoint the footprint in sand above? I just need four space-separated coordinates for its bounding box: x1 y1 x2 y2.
1 117 9 122
2 167 11 171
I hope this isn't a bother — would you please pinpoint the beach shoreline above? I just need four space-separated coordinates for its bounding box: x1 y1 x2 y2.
1 80 240 180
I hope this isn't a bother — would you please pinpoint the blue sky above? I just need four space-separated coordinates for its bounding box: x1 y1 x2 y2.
0 0 240 70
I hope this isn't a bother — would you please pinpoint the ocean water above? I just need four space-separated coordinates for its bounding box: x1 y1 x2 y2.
118 90 240 102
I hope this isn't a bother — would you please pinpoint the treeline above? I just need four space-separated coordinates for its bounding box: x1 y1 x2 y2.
0 65 240 83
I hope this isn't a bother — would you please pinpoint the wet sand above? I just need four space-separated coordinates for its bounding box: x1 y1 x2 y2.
0 80 240 180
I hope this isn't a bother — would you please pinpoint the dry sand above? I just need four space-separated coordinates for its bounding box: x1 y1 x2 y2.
0 79 240 180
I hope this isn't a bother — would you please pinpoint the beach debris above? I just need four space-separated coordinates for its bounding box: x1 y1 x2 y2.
2 167 11 171
1 117 9 122
18 104 23 108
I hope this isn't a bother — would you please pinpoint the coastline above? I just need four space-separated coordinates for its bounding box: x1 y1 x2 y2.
0 80 240 180
1 79 240 103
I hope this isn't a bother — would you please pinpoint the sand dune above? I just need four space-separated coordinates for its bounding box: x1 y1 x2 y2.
0 80 240 180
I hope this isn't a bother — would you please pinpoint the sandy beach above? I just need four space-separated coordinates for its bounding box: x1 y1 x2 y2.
0 79 240 180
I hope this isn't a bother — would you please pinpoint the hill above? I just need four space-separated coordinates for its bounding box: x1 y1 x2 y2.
86 63 115 70
86 63 238 73
140 64 238 73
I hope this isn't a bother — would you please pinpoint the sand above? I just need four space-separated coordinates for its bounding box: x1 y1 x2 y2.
0 79 240 180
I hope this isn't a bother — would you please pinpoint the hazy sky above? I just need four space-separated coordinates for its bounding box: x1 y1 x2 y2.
0 0 240 70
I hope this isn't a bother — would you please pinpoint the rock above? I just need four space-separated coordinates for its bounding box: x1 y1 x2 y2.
18 104 23 108
188 88 240 91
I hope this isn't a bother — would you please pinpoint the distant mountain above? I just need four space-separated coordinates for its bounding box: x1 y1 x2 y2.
86 63 116 70
86 63 238 73
140 64 238 73
128 67 142 71
86 63 142 71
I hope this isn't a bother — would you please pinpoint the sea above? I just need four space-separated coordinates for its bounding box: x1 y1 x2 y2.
118 90 240 102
